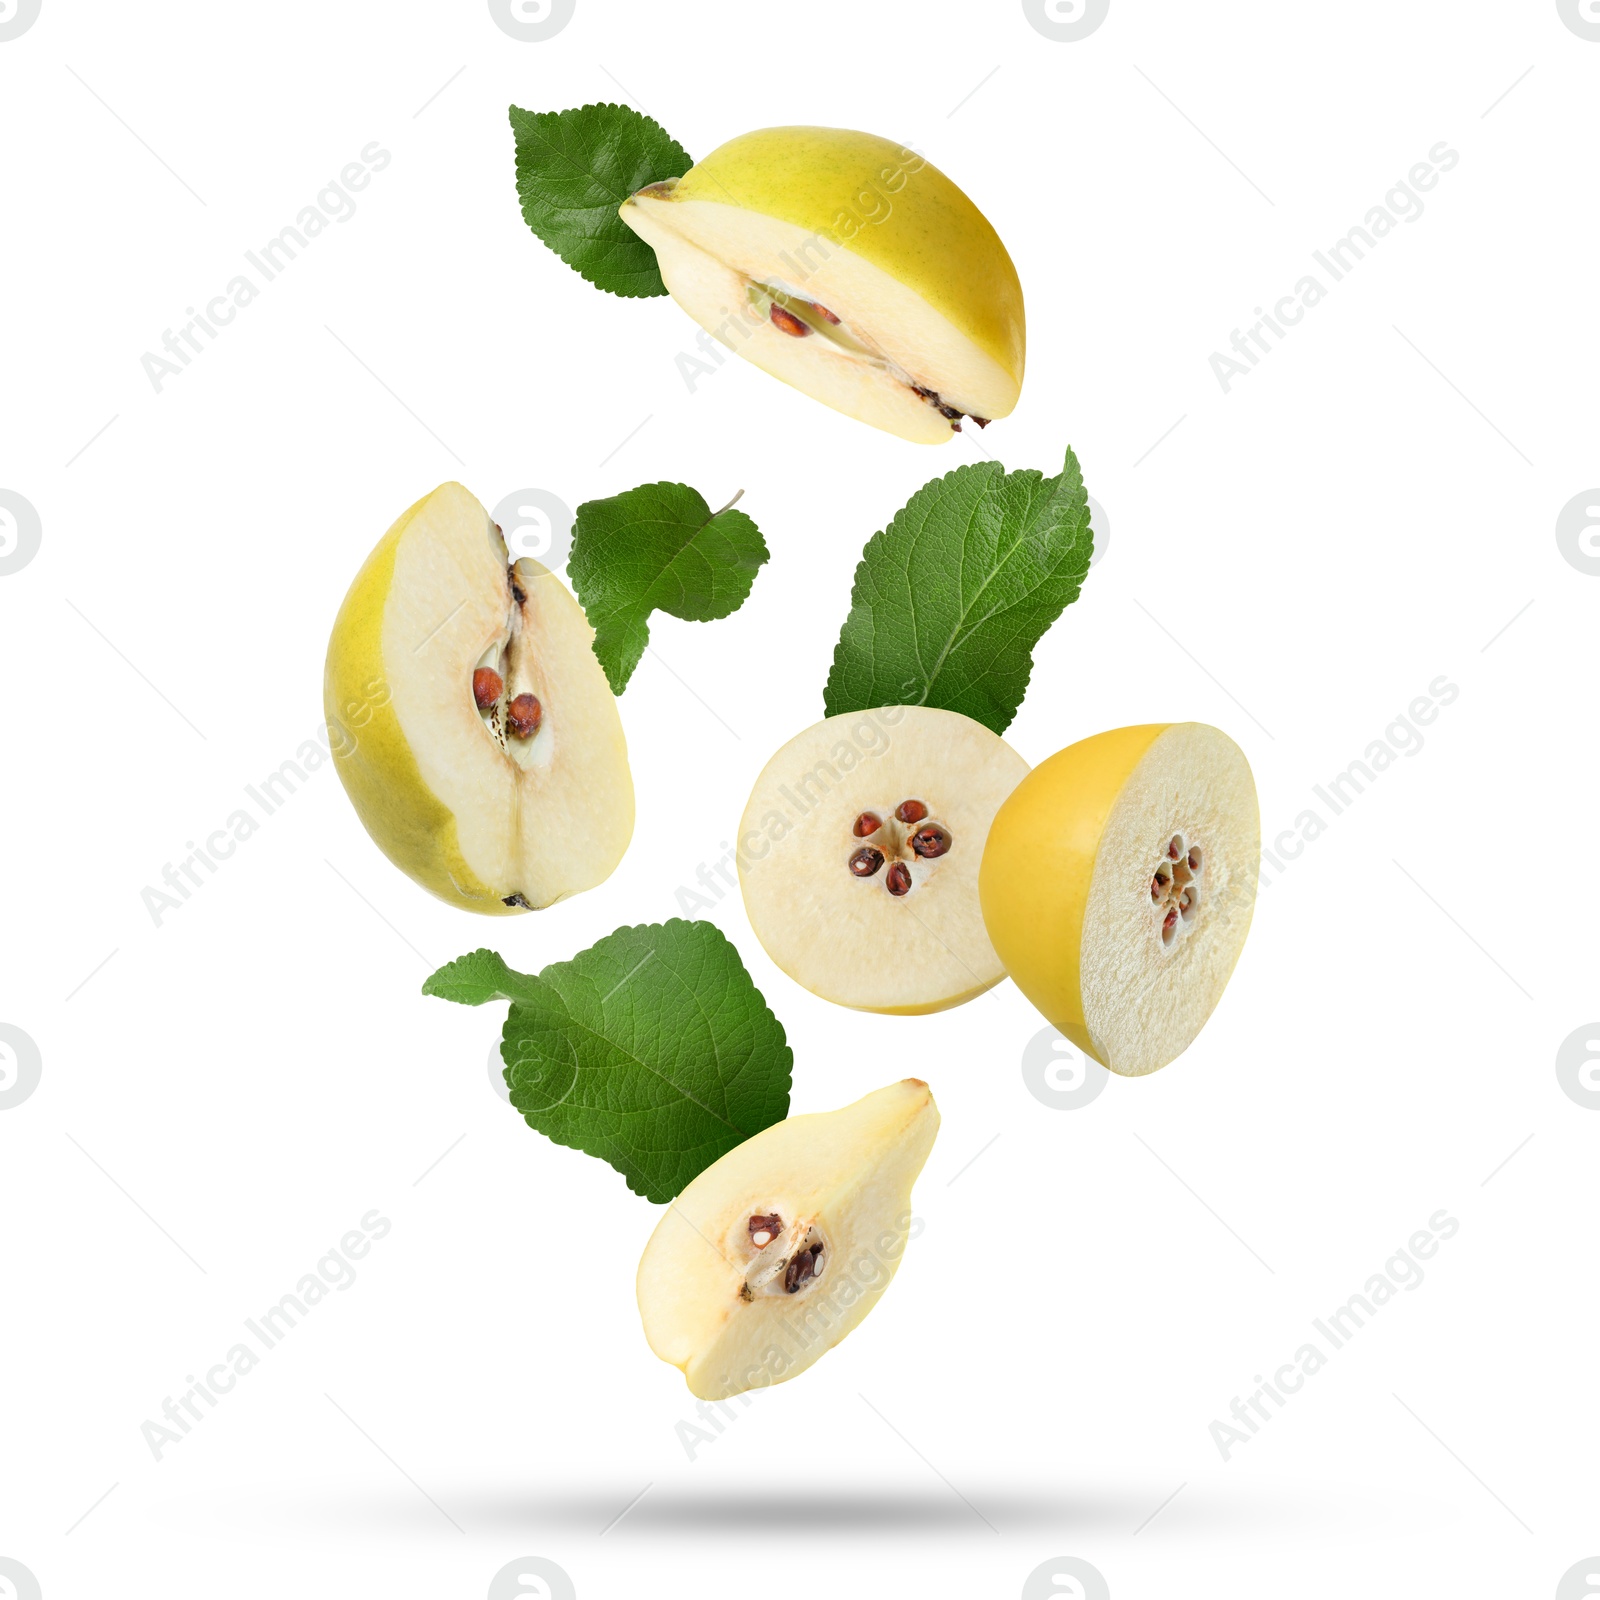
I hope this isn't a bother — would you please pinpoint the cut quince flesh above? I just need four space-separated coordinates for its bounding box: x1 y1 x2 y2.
738 707 1029 1013
619 126 1025 444
637 1079 938 1399
980 723 1259 1075
323 482 633 913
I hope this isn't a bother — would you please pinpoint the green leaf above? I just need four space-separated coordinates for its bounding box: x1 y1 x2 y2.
509 102 692 298
823 445 1095 735
425 920 792 1204
568 482 770 694
422 948 545 1008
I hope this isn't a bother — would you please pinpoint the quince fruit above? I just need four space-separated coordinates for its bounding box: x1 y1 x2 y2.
620 127 1025 443
637 1079 938 1398
323 483 633 913
980 723 1259 1075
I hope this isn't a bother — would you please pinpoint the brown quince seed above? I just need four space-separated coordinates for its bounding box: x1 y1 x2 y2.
473 667 503 710
770 304 810 337
895 799 929 824
784 1242 824 1293
910 825 950 860
506 693 542 739
849 846 885 878
885 862 912 896
852 811 882 838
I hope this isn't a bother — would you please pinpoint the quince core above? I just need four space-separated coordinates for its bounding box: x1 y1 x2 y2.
739 707 1028 1013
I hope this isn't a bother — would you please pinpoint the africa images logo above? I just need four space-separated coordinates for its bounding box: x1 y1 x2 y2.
488 0 575 42
1022 0 1110 42
0 0 42 42
0 490 42 576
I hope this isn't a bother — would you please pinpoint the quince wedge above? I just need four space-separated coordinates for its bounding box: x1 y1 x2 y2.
637 1079 938 1399
620 127 1025 443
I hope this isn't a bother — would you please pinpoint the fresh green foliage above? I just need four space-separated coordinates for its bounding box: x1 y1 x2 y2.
569 482 769 693
424 921 792 1203
509 102 691 297
823 446 1094 734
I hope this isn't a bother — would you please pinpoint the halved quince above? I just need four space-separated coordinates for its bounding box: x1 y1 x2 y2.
738 707 1029 1013
619 127 1025 443
980 723 1259 1075
637 1079 938 1399
323 482 633 913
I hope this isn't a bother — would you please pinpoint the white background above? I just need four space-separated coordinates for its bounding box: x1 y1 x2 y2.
2 2 1597 1596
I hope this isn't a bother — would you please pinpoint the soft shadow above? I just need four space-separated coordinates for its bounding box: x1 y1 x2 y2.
177 1476 1443 1546
390 1482 1191 1540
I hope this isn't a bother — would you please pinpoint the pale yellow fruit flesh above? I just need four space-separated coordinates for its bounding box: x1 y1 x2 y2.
980 723 1260 1075
323 482 633 913
637 1080 939 1400
620 127 1025 443
739 707 1030 1013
